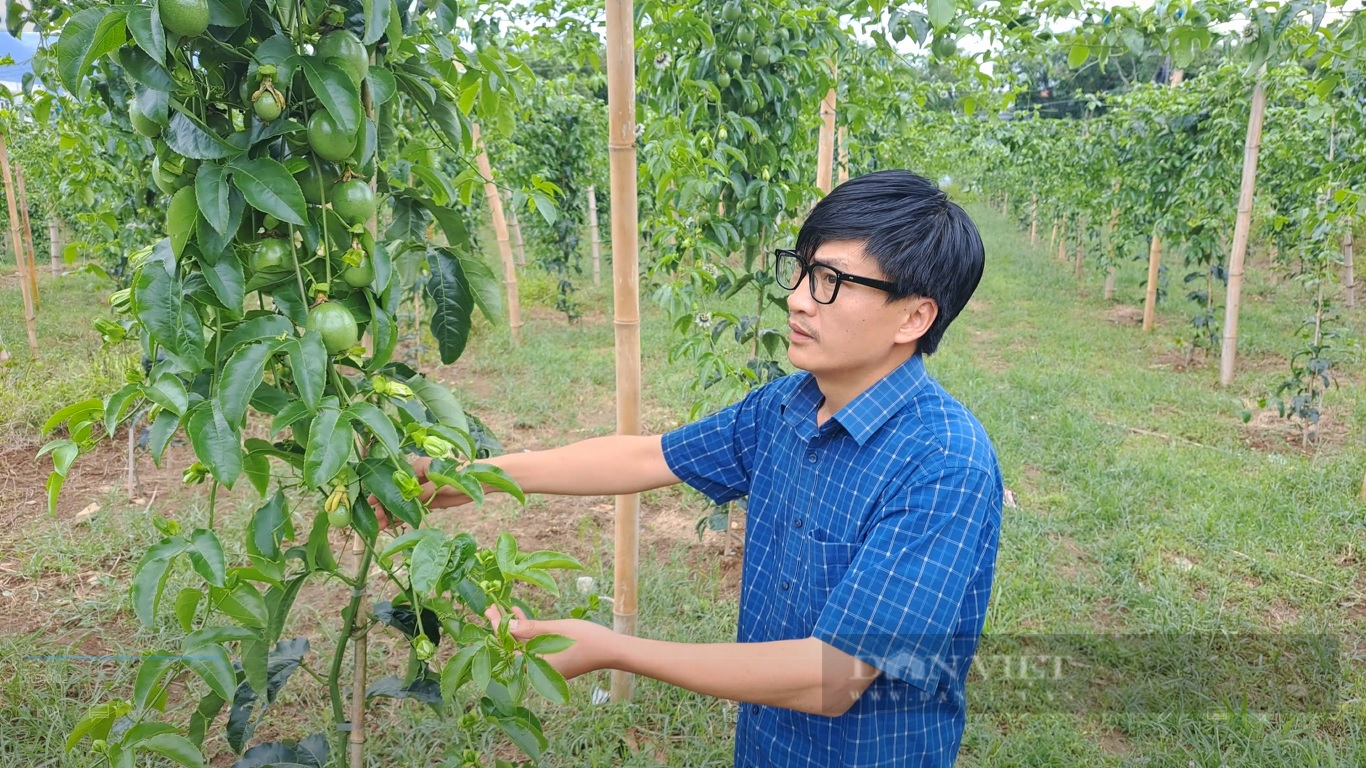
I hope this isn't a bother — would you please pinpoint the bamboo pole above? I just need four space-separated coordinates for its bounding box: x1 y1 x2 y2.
0 134 37 357
1104 203 1119 300
16 165 37 311
1141 68 1185 331
1344 227 1356 309
837 126 849 185
348 604 367 768
1056 227 1067 262
48 218 60 275
1218 76 1268 387
1049 220 1057 252
606 0 641 703
815 65 836 194
472 124 522 344
1029 195 1038 244
1142 232 1162 331
587 185 602 287
1074 229 1084 281
505 192 527 267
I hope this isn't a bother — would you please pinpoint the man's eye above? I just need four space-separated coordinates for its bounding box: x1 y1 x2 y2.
821 272 838 285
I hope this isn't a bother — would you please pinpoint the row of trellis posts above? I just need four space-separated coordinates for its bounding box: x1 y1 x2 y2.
0 130 42 360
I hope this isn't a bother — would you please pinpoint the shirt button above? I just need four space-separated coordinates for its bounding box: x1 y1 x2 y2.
807 452 818 463
751 704 761 713
794 518 804 528
781 581 790 591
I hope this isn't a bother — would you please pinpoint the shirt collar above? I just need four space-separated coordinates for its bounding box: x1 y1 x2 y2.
780 355 929 445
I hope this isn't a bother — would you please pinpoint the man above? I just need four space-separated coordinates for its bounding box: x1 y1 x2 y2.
392 170 1002 766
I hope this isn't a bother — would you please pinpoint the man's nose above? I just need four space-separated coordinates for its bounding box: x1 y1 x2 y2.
786 271 815 313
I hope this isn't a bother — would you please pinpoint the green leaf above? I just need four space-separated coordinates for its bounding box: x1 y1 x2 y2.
471 646 494 692
133 651 179 711
288 331 328 412
165 110 239 160
410 532 450 596
456 250 502 323
368 65 398 106
467 466 525 505
132 260 206 371
139 733 208 768
248 490 291 561
519 550 582 571
303 403 352 488
926 0 953 31
207 0 248 27
359 457 423 527
525 633 575 655
495 714 547 760
187 691 225 748
188 401 243 487
495 532 518 576
441 644 480 699
183 626 258 649
65 701 123 752
211 581 269 629
56 8 127 93
184 643 237 702
219 340 281 427
167 186 198 259
174 588 203 632
43 398 103 436
530 191 557 227
186 528 227 588
220 314 295 359
362 0 391 45
306 509 338 572
125 5 166 67
146 373 189 416
200 247 245 315
301 58 362 136
426 249 474 364
1067 41 1089 69
195 163 232 235
118 46 176 92
526 655 570 705
242 637 269 697
132 537 189 627
406 377 466 437
263 575 307 646
347 402 403 459
148 409 180 465
229 156 308 226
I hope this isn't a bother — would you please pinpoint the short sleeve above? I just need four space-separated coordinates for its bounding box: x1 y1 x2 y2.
660 386 769 505
812 463 999 691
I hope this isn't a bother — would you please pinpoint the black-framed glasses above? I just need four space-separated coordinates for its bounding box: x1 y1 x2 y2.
773 248 898 305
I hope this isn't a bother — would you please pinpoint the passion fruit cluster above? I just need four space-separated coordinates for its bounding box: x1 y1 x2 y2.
129 2 388 357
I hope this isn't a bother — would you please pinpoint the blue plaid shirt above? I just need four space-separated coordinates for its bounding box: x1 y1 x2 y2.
661 354 1002 767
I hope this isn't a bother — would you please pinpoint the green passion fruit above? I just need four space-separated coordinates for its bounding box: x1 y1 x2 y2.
250 238 295 274
307 302 360 355
315 30 369 87
342 256 375 288
159 0 210 38
331 179 376 226
253 91 283 122
129 100 160 138
307 110 357 162
294 159 337 206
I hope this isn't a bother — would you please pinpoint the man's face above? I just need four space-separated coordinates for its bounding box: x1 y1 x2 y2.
785 240 929 378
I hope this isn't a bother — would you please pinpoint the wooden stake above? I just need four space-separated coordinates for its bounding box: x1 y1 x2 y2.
0 134 37 357
1074 230 1085 281
1056 228 1067 263
587 185 602 287
815 65 836 194
16 165 37 311
348 605 367 768
1344 227 1356 309
606 0 641 703
472 124 522 344
1219 76 1268 387
48 218 60 275
837 126 849 185
1029 195 1038 244
505 192 527 267
1142 232 1163 332
1049 220 1058 252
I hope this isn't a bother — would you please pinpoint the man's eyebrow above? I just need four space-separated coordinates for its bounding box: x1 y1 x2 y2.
818 257 851 270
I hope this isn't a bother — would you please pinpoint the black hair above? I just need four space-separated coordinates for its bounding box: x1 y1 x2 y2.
794 170 985 356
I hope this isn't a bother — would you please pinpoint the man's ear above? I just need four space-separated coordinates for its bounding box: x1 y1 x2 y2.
894 297 938 346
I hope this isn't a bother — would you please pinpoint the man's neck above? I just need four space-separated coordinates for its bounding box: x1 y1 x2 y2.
812 351 917 426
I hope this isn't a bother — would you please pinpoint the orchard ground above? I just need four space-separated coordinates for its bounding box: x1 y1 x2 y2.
2 204 1365 766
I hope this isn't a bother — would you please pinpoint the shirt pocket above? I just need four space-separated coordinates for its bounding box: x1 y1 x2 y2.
800 529 860 625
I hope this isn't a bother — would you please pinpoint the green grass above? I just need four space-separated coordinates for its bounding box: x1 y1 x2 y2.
3 206 1365 766
0 268 132 442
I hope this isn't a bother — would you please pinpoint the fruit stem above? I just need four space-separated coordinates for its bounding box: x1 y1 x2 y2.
207 479 219 530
